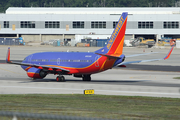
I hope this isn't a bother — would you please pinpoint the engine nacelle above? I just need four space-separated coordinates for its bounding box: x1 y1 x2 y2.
27 68 47 79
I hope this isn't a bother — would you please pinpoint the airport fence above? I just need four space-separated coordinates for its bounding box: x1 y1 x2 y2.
0 111 114 120
41 39 108 47
0 38 20 46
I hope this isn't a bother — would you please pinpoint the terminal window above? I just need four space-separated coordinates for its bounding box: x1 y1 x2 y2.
138 22 153 29
73 21 84 28
91 21 106 28
21 21 35 28
45 21 60 28
163 22 179 29
113 21 118 28
4 21 9 28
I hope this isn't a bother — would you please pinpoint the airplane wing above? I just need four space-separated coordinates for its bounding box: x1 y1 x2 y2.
116 46 174 66
6 47 70 72
125 52 159 58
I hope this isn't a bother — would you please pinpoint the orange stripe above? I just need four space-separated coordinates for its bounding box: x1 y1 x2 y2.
25 66 32 71
114 36 125 55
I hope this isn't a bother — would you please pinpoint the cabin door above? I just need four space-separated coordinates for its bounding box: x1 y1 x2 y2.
57 58 60 65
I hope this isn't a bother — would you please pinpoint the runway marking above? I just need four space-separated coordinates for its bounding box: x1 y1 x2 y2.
0 67 23 75
0 86 179 96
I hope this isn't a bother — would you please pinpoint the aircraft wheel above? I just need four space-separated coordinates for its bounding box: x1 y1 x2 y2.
61 76 65 82
56 76 65 82
82 75 91 81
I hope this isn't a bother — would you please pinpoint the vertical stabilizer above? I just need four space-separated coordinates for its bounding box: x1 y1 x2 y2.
95 12 128 57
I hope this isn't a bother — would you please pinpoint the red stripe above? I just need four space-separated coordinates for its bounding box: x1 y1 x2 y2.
108 18 127 55
27 72 41 78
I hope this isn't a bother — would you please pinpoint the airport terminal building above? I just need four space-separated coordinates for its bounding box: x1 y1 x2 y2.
1 7 180 46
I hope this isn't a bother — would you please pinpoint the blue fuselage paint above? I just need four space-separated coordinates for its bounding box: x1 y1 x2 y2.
21 52 99 70
21 52 124 72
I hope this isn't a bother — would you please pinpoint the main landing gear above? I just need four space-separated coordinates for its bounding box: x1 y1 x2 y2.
82 74 91 81
56 75 65 82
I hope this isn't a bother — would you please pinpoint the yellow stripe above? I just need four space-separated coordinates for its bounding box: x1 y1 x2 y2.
111 59 117 68
25 66 31 71
99 60 107 71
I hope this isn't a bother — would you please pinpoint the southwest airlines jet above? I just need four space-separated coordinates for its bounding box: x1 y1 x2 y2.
6 12 174 82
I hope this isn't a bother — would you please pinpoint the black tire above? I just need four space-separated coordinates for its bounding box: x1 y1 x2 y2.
82 75 91 81
56 76 65 82
60 76 65 82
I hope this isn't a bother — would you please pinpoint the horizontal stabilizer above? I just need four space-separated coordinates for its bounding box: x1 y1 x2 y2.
95 53 121 59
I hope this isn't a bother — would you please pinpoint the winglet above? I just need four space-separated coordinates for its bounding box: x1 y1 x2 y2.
6 47 11 63
164 45 174 60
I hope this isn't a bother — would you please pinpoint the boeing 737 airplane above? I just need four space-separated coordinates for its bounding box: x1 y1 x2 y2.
6 12 174 82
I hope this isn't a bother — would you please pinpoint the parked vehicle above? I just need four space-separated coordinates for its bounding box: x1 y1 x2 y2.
130 37 155 48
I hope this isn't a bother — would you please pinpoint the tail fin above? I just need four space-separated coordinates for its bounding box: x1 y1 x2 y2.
95 12 128 57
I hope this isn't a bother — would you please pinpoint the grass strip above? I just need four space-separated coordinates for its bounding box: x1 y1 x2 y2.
0 94 180 119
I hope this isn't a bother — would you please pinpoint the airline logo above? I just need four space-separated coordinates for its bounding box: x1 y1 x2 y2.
107 16 125 49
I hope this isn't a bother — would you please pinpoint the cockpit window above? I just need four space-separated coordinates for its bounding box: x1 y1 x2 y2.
24 57 27 61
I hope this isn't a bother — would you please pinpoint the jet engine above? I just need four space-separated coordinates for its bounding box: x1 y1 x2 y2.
27 68 47 79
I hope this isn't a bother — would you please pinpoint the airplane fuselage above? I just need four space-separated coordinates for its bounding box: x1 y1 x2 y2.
21 52 125 75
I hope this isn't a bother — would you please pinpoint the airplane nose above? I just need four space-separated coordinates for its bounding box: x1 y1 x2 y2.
21 65 27 70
